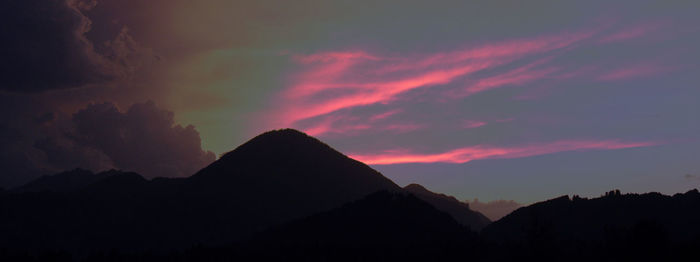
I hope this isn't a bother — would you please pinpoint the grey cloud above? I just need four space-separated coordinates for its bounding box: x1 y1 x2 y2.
0 100 215 188
0 0 150 93
71 101 216 178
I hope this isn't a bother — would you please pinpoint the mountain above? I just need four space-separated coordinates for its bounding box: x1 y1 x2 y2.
404 183 490 230
11 168 108 193
238 191 483 261
186 128 401 221
0 129 401 253
175 129 402 244
1 191 485 262
482 189 700 261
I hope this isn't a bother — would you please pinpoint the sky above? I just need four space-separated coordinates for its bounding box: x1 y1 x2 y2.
1 0 699 203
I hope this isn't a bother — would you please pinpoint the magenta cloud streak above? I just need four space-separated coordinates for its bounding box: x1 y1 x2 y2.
276 30 597 134
349 140 657 165
260 23 668 165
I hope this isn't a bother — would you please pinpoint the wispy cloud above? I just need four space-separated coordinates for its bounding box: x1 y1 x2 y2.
301 114 371 136
454 57 559 97
350 140 657 165
266 22 675 146
276 30 595 131
368 109 402 122
598 23 663 43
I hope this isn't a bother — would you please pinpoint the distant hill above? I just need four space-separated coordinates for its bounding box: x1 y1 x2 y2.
482 189 700 261
11 168 107 193
404 183 490 230
240 191 483 261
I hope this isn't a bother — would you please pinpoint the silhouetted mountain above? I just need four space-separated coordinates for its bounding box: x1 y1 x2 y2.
175 129 401 245
11 169 107 193
0 192 486 262
0 129 401 254
190 128 400 195
404 183 490 230
482 189 700 261
239 191 483 261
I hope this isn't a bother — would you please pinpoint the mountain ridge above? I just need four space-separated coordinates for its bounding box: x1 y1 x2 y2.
0 129 408 253
404 183 491 230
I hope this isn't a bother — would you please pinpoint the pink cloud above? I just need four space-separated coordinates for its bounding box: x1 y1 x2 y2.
267 23 670 137
369 109 402 122
302 118 334 137
456 58 559 97
302 114 422 137
349 140 656 165
303 120 371 137
301 114 372 137
281 62 497 127
301 109 418 137
275 30 595 130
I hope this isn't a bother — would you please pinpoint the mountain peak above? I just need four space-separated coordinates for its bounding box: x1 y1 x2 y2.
404 183 429 193
192 128 400 189
12 168 102 193
185 129 401 234
241 128 312 145
216 128 334 163
259 128 309 138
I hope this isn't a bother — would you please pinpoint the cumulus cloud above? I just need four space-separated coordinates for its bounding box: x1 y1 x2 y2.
71 101 216 178
0 101 215 188
0 0 150 92
467 199 522 221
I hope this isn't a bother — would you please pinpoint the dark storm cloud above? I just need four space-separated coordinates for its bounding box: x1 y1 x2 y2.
33 135 113 173
71 101 216 178
0 100 215 188
0 0 149 93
